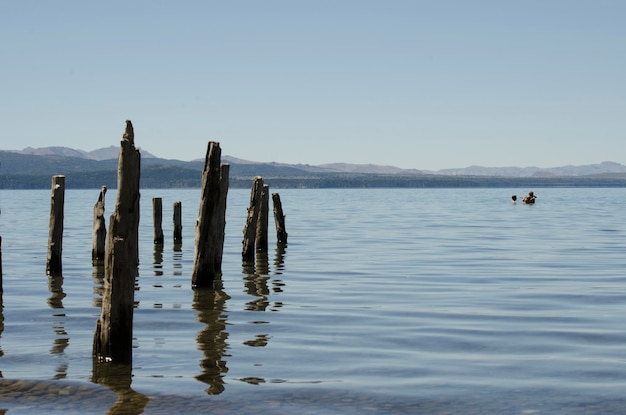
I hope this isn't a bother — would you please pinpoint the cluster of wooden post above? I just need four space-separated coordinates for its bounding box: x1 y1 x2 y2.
31 122 287 365
152 198 184 245
242 177 288 262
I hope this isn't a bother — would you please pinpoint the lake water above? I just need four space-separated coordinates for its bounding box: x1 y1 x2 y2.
1 187 626 414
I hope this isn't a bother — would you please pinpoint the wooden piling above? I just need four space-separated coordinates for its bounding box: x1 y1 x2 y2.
173 201 183 243
46 175 65 276
93 120 141 364
92 185 107 262
215 164 230 266
255 184 270 252
152 197 164 245
242 176 264 261
0 235 3 293
191 142 229 288
272 192 288 244
0 209 3 293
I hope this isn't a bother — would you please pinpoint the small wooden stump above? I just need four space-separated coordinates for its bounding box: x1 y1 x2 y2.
0 206 3 293
0 235 3 293
255 184 270 252
173 201 183 243
242 176 264 261
93 120 141 364
46 175 65 276
191 142 229 288
92 185 107 262
272 192 288 244
152 197 164 245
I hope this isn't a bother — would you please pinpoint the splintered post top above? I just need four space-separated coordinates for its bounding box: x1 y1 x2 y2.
123 120 134 145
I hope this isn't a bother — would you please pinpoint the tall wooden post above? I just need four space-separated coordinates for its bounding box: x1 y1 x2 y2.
46 175 65 276
173 201 183 243
191 141 229 288
152 197 164 245
272 192 288 244
92 185 107 262
242 176 264 261
93 120 141 364
255 184 270 252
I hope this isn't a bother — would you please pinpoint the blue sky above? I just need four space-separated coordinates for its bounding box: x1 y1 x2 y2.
1 1 624 170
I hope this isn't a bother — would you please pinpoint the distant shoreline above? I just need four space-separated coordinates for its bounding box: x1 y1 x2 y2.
1 171 625 190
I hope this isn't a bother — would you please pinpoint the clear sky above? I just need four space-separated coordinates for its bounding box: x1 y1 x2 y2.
1 1 624 170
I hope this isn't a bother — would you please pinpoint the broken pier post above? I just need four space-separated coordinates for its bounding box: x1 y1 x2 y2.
152 197 164 245
46 175 65 276
93 120 141 364
191 141 229 288
272 192 288 244
173 201 183 243
242 176 264 261
255 184 270 253
92 185 107 262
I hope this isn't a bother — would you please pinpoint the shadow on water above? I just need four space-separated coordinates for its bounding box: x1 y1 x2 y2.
48 273 68 379
192 283 230 395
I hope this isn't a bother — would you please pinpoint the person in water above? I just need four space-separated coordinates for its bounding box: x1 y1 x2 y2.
522 191 536 204
511 195 517 204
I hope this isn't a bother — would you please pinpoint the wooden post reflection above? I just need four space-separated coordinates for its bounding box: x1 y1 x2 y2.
48 273 68 379
0 293 4 361
92 261 105 309
244 251 270 312
153 243 164 277
92 361 147 415
193 285 230 395
272 243 287 294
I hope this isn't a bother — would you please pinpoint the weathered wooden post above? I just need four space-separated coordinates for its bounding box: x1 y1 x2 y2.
242 176 264 261
215 164 229 266
92 185 107 262
272 192 288 244
255 184 270 252
191 141 229 288
173 201 183 243
93 120 141 364
0 162 2 292
46 175 65 276
152 197 164 245
0 234 3 293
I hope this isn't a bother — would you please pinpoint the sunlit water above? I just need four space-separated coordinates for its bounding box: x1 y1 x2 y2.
1 187 626 414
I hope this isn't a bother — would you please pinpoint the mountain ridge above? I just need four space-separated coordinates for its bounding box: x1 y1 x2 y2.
2 146 626 189
3 146 626 177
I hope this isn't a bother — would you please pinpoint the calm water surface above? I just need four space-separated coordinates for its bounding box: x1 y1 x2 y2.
1 188 626 414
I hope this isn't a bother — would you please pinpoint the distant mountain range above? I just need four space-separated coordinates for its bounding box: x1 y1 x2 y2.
1 146 626 189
